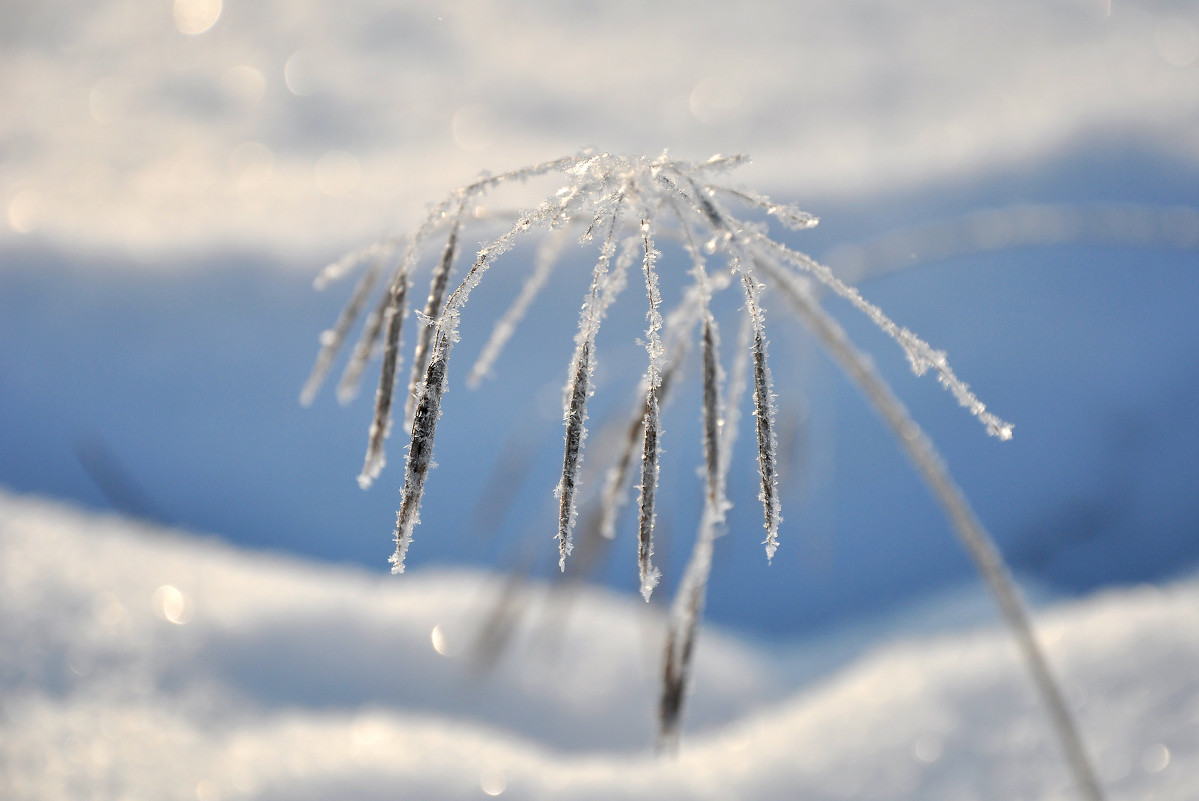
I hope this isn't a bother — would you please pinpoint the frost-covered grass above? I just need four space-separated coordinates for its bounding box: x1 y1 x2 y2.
1 490 1195 800
303 152 1107 796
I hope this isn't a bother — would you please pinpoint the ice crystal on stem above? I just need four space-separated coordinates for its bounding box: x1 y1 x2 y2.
304 151 1103 801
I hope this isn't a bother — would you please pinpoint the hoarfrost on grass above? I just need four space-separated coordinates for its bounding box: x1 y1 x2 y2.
303 151 1103 800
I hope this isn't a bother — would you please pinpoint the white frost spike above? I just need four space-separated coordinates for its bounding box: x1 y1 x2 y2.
597 342 687 542
597 269 723 543
749 230 1013 440
555 197 625 570
391 335 451 574
636 219 665 600
301 256 383 407
358 269 411 489
693 153 749 173
405 207 464 433
555 341 590 570
671 190 726 508
711 184 820 230
638 384 662 600
740 271 782 561
699 315 723 509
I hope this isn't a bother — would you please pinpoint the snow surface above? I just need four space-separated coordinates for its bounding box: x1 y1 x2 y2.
4 0 1198 634
2 489 1195 800
3 0 1197 258
3 4 1198 794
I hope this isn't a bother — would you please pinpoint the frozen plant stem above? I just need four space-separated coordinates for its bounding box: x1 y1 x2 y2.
757 257 1105 801
659 313 747 753
358 264 410 488
304 151 1103 801
636 219 665 600
557 195 626 570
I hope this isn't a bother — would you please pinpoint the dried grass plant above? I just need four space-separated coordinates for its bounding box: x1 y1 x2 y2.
303 151 1104 801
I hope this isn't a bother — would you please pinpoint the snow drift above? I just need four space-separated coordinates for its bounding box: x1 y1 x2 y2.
0 489 1195 799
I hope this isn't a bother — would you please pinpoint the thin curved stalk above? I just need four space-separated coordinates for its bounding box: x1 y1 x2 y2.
657 314 748 753
556 195 626 569
391 333 451 573
404 202 467 433
757 256 1104 801
300 254 384 407
358 266 411 488
636 219 665 600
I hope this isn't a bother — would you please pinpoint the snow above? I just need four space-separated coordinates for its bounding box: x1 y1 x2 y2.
3 0 1197 259
4 3 1199 794
2 489 1195 800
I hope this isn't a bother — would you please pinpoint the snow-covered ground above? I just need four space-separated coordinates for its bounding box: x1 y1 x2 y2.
2 489 1195 800
5 0 1197 621
4 0 1198 257
4 3 1198 796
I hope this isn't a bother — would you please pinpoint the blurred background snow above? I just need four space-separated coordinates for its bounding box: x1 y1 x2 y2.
2 0 1198 797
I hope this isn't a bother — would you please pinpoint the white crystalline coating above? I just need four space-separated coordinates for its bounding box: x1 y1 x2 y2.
668 196 728 514
699 314 724 509
595 283 706 539
303 153 1075 789
311 149 1014 583
440 184 587 349
749 230 1014 440
358 270 410 489
555 341 591 571
637 384 662 601
596 320 694 543
556 195 626 570
639 220 665 368
636 219 664 600
391 337 451 574
692 153 750 174
737 270 782 561
682 170 785 561
404 205 465 434
301 256 384 407
710 184 820 231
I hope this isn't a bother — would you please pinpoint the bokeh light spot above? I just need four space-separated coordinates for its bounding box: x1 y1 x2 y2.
174 0 222 36
7 191 42 234
152 585 193 625
1142 742 1171 773
480 767 507 796
284 50 318 96
911 734 943 763
430 623 450 656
